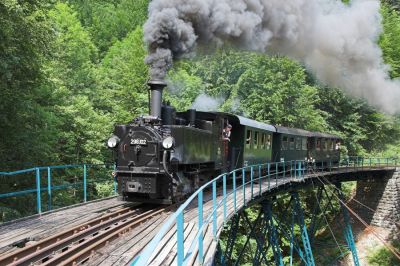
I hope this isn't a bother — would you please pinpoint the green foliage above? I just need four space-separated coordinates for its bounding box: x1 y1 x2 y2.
93 181 115 198
48 3 98 93
1 0 399 173
164 66 204 110
380 5 400 78
69 0 149 53
317 87 400 155
0 0 56 169
45 2 111 164
382 0 400 12
96 27 149 123
367 240 400 266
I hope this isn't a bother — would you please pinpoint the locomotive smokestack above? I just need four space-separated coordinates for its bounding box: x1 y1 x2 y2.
148 79 167 118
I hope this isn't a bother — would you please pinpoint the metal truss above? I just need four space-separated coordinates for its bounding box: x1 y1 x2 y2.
216 185 360 266
336 183 360 266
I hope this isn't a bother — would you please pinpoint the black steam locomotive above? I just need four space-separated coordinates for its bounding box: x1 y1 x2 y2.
107 80 341 204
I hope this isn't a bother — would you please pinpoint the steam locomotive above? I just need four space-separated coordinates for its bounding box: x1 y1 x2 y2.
107 80 341 204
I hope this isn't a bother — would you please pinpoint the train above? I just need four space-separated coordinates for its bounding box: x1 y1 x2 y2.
107 80 342 204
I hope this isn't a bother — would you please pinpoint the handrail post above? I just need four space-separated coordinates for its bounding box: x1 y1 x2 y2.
268 163 271 190
83 164 87 202
177 212 184 265
297 161 302 179
47 167 52 211
290 161 293 178
35 168 42 214
213 181 217 239
223 175 227 221
283 162 286 178
250 166 254 199
242 168 246 207
233 171 237 213
259 165 262 196
275 163 278 186
294 161 297 179
198 191 203 263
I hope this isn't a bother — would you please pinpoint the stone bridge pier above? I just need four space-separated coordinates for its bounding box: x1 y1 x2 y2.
352 168 400 232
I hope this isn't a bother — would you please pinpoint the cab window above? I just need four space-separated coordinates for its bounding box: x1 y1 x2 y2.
322 139 327 151
296 137 301 150
246 130 252 149
289 137 295 150
316 139 321 151
302 138 307 150
282 136 288 150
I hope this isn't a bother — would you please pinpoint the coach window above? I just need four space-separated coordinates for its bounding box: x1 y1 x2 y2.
302 137 307 150
289 137 295 150
282 136 288 150
296 137 301 150
254 131 259 149
316 139 321 151
261 133 266 149
266 135 271 149
330 139 334 150
246 130 252 149
322 139 327 151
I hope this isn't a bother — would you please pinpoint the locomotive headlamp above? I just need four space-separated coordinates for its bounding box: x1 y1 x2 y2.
162 136 175 150
107 136 120 148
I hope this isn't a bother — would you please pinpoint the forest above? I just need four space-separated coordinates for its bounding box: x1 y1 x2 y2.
1 0 400 263
1 0 400 171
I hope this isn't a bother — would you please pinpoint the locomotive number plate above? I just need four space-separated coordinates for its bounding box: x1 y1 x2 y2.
130 139 147 145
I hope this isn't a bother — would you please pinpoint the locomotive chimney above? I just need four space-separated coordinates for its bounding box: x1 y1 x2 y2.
148 79 167 118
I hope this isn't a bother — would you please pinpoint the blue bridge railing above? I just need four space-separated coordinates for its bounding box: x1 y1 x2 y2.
0 163 116 222
132 157 398 265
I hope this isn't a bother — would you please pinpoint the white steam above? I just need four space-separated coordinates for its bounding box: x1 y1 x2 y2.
191 94 224 111
144 0 400 113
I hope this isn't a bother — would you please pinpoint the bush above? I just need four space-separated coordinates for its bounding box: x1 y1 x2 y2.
367 240 400 266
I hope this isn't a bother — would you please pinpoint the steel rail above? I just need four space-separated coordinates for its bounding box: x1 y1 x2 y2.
0 204 142 266
42 205 173 266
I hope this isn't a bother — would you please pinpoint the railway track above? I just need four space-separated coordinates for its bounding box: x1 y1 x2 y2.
0 204 172 266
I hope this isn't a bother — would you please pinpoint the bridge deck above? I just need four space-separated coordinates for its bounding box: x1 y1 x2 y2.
141 167 396 266
0 197 126 255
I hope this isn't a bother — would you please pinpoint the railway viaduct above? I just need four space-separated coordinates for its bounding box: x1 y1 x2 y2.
0 159 399 265
352 170 400 231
